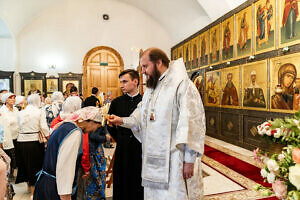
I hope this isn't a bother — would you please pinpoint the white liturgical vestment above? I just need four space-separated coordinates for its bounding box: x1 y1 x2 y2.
122 58 206 200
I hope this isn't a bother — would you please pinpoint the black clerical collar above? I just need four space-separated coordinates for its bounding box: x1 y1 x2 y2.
126 92 139 98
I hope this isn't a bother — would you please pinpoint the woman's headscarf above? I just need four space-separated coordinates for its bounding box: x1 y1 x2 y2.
27 94 41 107
51 91 64 103
1 93 15 104
15 96 25 106
60 96 82 120
69 106 103 123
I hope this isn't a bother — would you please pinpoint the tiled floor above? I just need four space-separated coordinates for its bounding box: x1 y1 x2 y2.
10 137 258 200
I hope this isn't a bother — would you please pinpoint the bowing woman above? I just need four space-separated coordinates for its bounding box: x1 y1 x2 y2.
34 106 103 200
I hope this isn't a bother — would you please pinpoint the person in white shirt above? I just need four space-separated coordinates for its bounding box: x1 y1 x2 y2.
0 92 19 177
16 94 50 197
34 106 104 200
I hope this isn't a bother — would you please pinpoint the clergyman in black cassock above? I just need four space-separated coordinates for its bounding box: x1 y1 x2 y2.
108 93 143 200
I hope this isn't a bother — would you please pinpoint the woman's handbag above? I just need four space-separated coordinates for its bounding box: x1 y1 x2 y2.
38 131 48 144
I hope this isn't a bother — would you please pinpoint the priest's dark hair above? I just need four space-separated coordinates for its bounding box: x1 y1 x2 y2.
142 47 170 68
119 69 140 86
91 87 98 95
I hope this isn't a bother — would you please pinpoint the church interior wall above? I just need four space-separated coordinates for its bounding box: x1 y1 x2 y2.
172 0 300 153
0 0 172 95
0 38 14 71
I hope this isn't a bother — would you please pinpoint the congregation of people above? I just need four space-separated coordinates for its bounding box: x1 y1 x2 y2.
0 84 113 200
0 48 206 200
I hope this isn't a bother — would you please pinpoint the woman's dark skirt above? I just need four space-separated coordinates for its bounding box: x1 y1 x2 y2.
15 141 44 186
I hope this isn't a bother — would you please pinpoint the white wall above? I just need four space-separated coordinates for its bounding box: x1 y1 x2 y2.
0 38 15 71
17 0 172 74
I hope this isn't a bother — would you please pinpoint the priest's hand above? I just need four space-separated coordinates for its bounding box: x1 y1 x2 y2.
108 114 123 126
183 162 194 179
106 134 112 142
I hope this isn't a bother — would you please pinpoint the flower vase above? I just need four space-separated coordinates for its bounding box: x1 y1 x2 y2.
269 143 285 154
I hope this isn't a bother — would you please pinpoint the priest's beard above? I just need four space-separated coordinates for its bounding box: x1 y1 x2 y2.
146 64 161 89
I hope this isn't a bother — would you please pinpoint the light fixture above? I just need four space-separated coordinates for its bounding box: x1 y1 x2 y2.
46 64 58 77
283 46 289 53
226 61 230 65
249 55 255 60
49 65 56 70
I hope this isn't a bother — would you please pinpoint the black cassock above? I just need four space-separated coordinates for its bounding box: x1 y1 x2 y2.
108 94 143 200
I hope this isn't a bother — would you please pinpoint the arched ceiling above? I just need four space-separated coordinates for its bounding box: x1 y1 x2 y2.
0 0 247 44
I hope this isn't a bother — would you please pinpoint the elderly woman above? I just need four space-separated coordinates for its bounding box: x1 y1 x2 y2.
49 96 91 179
33 106 104 200
45 91 64 128
15 94 50 197
50 96 82 131
0 92 19 177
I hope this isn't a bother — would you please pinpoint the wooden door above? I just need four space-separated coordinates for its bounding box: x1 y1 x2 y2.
83 46 124 99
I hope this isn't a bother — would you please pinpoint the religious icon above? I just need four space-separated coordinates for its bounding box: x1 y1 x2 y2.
205 70 220 106
199 30 209 67
24 80 43 96
221 66 240 107
184 42 191 71
62 80 79 96
236 6 252 58
270 53 300 112
0 79 10 91
177 45 183 59
172 48 177 60
191 37 199 69
210 25 220 64
279 0 300 48
192 69 205 99
221 16 234 61
46 78 58 93
242 60 267 110
255 0 276 53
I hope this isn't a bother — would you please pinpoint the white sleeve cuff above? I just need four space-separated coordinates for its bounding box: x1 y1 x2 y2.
184 145 197 163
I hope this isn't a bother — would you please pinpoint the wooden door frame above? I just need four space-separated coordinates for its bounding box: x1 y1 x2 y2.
82 46 124 98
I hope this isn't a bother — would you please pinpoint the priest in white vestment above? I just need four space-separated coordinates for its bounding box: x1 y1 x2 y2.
109 48 206 200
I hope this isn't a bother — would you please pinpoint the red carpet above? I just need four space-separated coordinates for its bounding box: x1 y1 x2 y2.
204 145 271 188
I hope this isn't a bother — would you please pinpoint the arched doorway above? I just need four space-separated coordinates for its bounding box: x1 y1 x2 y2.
83 46 124 99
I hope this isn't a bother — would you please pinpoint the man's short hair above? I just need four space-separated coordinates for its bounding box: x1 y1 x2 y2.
92 87 98 95
70 86 78 93
0 89 8 94
119 69 140 86
142 48 170 68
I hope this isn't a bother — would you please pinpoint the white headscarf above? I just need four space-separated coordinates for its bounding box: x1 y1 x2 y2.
51 91 64 103
27 94 41 107
15 96 25 105
1 92 15 104
60 96 82 120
